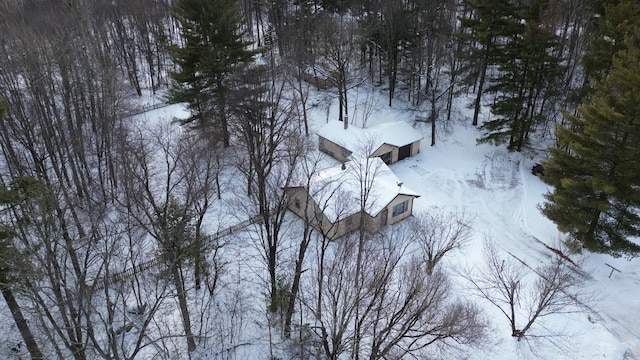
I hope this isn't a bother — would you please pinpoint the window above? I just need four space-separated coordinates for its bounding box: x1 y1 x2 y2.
341 147 349 158
319 138 325 149
392 201 408 217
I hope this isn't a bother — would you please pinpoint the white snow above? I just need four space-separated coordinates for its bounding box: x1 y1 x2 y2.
296 87 640 359
317 119 423 154
26 81 635 360
297 157 420 222
387 127 636 359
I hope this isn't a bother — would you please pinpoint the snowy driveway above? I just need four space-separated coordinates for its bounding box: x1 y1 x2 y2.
390 125 640 359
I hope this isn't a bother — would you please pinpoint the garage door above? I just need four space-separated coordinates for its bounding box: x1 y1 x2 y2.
398 144 411 161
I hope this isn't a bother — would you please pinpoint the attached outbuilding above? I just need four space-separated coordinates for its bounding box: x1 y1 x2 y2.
317 120 423 164
284 157 420 240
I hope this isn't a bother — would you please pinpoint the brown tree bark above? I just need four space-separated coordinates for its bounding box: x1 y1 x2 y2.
0 281 44 360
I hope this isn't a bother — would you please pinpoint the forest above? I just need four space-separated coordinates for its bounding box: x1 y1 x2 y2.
0 0 639 359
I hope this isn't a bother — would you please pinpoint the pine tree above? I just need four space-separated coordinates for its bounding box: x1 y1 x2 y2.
582 0 640 86
167 0 257 147
0 173 49 360
459 0 519 126
541 27 640 255
479 0 564 151
155 196 200 352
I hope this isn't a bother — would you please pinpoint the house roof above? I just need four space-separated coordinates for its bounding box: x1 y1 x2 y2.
291 157 420 222
317 120 423 155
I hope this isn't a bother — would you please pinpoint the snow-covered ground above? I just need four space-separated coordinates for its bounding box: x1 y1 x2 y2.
300 86 640 359
38 84 636 360
389 127 637 359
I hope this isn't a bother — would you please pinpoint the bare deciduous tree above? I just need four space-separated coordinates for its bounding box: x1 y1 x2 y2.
303 233 361 360
283 149 323 338
303 224 487 360
464 240 586 341
347 139 387 360
409 207 473 275
229 65 304 316
85 226 172 360
119 120 224 354
318 13 358 127
0 3 139 358
287 150 363 350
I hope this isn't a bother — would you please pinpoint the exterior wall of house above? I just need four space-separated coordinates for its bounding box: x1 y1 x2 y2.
332 212 362 239
284 187 362 240
387 194 415 225
410 140 420 156
285 187 311 219
319 137 421 165
284 187 328 230
371 141 421 164
371 143 397 164
371 194 416 226
318 136 351 162
285 189 418 240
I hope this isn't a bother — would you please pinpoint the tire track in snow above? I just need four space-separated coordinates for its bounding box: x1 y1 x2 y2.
418 167 474 209
514 157 640 359
472 170 636 357
471 152 578 268
412 148 639 357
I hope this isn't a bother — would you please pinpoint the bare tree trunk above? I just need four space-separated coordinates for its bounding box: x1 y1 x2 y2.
218 81 231 148
284 224 312 337
1 283 44 360
171 262 196 352
465 240 585 340
473 46 490 126
431 94 437 146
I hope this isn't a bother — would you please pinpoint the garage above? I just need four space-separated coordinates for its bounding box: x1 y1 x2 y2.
398 144 411 161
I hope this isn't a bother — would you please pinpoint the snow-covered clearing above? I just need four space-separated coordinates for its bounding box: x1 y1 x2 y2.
300 87 640 359
390 125 638 359
18 85 634 360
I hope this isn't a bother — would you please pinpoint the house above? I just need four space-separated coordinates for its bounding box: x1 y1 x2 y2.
284 157 420 240
317 120 423 164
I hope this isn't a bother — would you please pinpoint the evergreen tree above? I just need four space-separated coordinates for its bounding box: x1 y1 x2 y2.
479 0 563 151
459 0 518 126
542 27 640 255
155 196 201 352
582 0 640 87
0 97 5 118
0 173 50 360
167 0 257 147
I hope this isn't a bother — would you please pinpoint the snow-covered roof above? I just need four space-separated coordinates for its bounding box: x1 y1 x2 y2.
293 157 420 222
317 120 423 154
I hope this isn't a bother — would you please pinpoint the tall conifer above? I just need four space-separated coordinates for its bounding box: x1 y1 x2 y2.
542 27 640 255
459 0 518 126
582 0 640 87
167 0 256 147
479 0 563 151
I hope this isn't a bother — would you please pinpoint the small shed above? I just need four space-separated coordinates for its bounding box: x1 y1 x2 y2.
284 157 420 240
317 121 423 164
